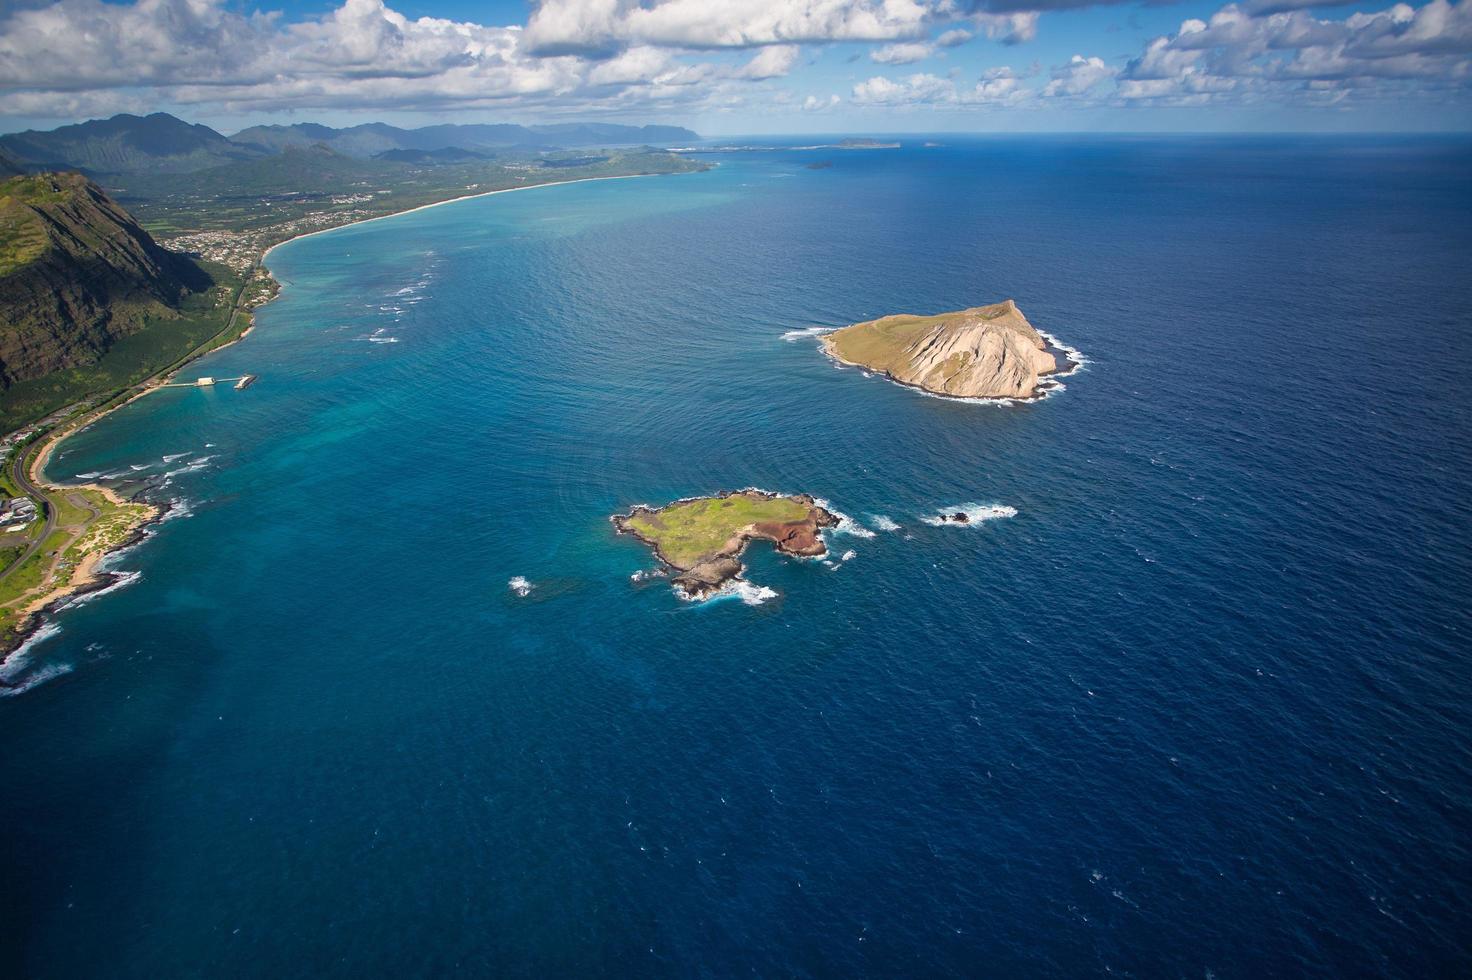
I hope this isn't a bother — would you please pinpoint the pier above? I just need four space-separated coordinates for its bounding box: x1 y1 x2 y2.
159 374 257 390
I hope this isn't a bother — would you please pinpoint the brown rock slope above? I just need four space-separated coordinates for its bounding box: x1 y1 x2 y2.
822 299 1059 400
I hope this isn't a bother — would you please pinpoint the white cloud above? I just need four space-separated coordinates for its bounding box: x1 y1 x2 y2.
523 0 936 55
0 0 817 117
1042 53 1115 95
870 41 935 64
0 0 1466 123
737 44 801 78
1119 0 1472 105
972 11 1039 45
802 93 841 109
852 68 1031 105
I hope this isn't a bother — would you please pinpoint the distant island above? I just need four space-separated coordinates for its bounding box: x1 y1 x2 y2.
821 300 1070 400
613 490 838 599
836 138 901 149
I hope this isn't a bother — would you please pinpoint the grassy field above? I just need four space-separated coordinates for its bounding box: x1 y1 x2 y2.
0 262 244 430
0 175 60 276
0 487 151 645
621 493 812 569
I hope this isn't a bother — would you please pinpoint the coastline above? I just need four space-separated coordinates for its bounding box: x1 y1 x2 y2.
612 488 838 600
260 172 662 263
2 170 685 662
0 407 163 661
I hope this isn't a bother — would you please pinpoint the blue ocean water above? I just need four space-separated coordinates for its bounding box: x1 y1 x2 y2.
2 136 1470 976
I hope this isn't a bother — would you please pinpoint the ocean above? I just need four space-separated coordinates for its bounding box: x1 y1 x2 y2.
2 136 1469 976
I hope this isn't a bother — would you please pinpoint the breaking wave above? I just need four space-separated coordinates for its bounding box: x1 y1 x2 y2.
0 623 68 697
781 325 832 342
922 503 1020 526
686 579 778 606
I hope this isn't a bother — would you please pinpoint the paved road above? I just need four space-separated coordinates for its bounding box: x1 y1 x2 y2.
0 440 58 585
0 261 257 590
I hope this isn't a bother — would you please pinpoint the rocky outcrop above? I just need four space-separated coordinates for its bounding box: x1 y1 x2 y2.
823 299 1060 400
0 172 211 389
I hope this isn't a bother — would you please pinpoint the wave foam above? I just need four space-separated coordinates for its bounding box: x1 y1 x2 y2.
870 515 901 532
61 570 141 609
810 497 874 539
922 503 1019 526
781 326 832 342
0 623 67 698
712 580 778 605
162 455 216 483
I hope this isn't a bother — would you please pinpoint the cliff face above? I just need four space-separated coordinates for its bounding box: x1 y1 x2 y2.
824 300 1058 400
0 172 210 389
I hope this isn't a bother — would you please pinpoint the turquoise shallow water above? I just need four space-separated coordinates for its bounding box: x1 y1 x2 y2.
2 137 1470 976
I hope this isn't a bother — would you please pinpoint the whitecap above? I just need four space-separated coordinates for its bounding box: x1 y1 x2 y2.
869 515 901 532
781 325 832 342
811 497 874 539
61 570 141 609
841 550 857 561
158 497 194 522
162 453 190 463
687 580 778 606
508 576 533 597
0 623 68 697
162 455 216 482
922 503 1019 527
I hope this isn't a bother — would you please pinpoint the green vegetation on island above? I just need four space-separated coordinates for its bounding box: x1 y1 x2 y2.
613 490 838 598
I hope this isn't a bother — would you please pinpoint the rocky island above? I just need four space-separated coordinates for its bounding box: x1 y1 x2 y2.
822 299 1065 400
613 490 838 599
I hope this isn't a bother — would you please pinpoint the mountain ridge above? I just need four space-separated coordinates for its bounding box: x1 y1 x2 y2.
0 113 699 175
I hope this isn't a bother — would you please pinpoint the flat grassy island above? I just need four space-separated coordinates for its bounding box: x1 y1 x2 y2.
613 490 838 599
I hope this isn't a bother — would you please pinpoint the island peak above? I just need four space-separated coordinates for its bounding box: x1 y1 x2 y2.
821 299 1071 401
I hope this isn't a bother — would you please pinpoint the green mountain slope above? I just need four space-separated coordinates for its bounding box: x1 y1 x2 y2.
230 120 700 157
0 113 265 175
0 172 212 389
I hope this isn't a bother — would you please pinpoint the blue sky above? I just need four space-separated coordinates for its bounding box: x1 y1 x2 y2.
1 0 1468 135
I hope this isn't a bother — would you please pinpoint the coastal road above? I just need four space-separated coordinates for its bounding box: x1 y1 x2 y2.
0 261 257 590
0 439 58 584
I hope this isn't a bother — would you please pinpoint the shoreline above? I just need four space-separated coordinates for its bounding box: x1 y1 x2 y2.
2 169 686 664
0 409 164 660
261 172 661 263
